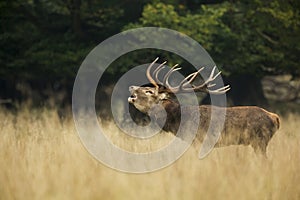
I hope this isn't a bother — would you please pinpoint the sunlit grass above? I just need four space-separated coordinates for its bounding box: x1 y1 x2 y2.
0 107 299 200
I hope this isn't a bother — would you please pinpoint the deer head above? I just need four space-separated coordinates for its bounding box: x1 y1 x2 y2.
128 57 230 114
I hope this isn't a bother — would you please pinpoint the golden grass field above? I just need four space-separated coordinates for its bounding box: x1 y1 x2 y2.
0 107 299 200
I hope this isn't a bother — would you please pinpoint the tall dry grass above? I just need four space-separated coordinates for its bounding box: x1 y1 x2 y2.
0 107 299 200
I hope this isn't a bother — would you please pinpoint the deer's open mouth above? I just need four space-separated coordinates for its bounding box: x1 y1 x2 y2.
128 94 137 103
128 86 138 103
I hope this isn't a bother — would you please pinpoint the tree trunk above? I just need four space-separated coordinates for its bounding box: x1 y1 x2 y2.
226 74 268 106
69 0 83 38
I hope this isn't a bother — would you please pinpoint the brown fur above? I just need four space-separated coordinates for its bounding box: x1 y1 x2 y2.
128 86 280 155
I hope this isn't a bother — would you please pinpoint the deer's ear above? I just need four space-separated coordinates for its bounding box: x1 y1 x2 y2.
158 93 168 100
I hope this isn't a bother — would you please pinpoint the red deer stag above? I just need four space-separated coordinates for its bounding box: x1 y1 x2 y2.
128 58 280 156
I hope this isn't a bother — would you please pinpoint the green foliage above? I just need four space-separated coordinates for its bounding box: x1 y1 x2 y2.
0 0 130 82
126 1 300 77
126 3 229 50
0 0 299 94
219 0 300 77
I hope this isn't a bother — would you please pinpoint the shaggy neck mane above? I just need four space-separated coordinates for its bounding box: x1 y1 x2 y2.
151 99 181 133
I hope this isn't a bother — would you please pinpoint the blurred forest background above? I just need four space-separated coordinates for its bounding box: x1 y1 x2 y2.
1 0 300 113
1 2 300 199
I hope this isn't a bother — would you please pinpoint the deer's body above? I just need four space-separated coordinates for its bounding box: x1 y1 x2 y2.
128 58 280 156
150 99 279 154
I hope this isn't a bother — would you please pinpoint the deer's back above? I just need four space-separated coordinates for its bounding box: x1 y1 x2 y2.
195 105 280 146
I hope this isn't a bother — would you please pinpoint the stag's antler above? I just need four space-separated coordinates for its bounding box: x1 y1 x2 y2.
146 57 230 94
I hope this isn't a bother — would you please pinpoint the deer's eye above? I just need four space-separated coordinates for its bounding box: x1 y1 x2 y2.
145 90 154 95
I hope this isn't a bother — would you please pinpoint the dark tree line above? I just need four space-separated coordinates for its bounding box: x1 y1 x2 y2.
0 0 299 108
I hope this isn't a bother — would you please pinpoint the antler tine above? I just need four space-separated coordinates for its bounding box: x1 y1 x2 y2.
153 61 167 85
162 64 181 87
204 66 218 85
181 67 205 88
181 66 230 94
146 58 230 95
146 57 160 88
191 66 220 90
207 83 216 88
208 85 231 94
153 61 166 74
165 67 181 90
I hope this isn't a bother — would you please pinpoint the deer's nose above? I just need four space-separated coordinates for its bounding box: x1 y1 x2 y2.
129 86 139 92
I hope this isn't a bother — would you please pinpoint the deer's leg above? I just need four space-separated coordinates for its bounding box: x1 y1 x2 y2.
251 139 268 158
